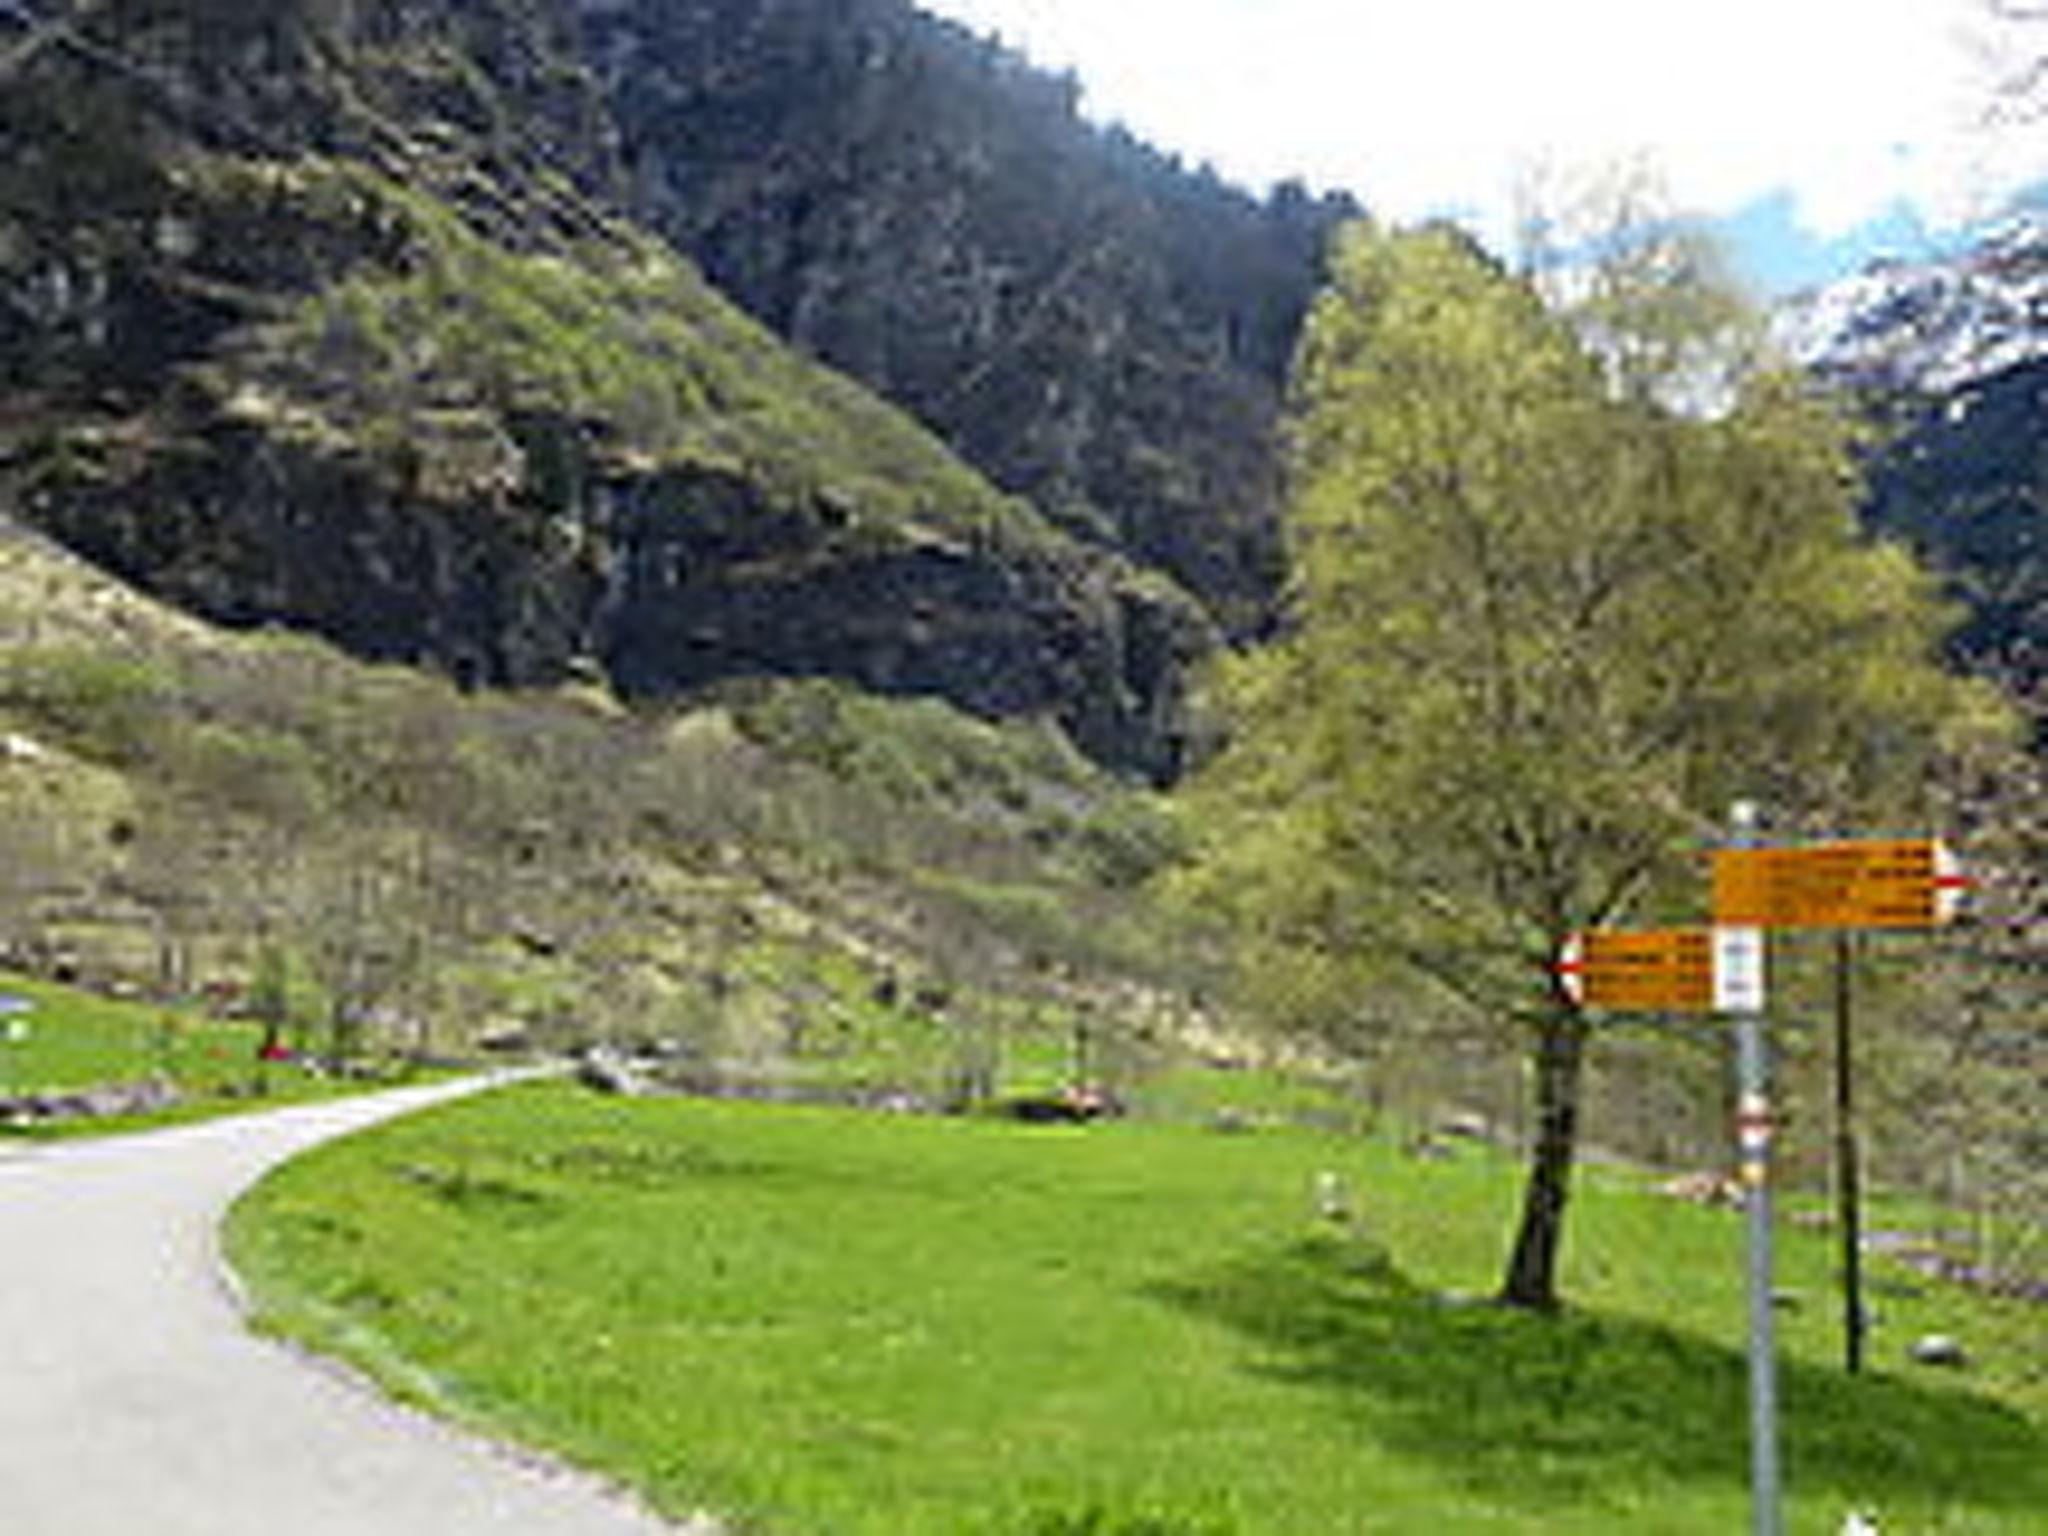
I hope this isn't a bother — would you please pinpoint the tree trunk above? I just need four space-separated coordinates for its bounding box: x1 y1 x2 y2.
1498 1006 1590 1310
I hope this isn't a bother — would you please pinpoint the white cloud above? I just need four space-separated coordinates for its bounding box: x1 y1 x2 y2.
919 0 2042 244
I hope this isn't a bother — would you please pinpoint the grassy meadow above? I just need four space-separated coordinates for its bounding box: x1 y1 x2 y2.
227 1082 2048 1534
0 971 426 1137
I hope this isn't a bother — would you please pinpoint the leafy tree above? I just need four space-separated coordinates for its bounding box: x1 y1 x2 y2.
1883 681 2048 1279
0 791 65 966
1174 221 1999 1309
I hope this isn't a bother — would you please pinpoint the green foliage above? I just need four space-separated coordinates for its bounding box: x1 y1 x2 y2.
247 163 1046 553
716 679 1196 981
0 543 1198 1077
1069 793 1185 889
246 941 328 1046
1177 221 1997 1029
0 969 395 1135
160 721 332 827
0 646 176 763
727 678 1085 806
1172 219 2006 1308
0 971 219 1096
227 1083 2048 1534
912 870 1165 988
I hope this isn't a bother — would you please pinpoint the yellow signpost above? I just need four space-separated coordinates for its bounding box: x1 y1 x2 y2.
1711 838 1967 930
1561 823 1972 1536
1555 927 1715 1012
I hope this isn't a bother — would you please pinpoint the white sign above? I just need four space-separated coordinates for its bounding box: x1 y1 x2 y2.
1713 927 1767 1014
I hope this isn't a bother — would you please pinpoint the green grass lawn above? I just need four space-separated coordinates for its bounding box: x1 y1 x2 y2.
0 971 432 1137
226 1083 2048 1535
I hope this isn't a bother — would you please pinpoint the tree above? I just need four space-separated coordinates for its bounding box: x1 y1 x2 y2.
1174 221 1998 1309
1890 678 2048 1282
0 790 65 967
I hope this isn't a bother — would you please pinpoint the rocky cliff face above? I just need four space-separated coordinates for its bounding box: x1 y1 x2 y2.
0 0 1223 778
1783 214 2048 699
1856 357 2047 695
567 0 1350 638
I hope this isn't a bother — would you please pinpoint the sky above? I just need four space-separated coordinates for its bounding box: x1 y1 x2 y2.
916 0 2046 296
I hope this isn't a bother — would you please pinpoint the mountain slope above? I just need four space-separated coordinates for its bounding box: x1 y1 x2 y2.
1782 214 2048 699
1779 213 2048 394
0 502 1197 1077
0 0 1214 777
569 0 1351 638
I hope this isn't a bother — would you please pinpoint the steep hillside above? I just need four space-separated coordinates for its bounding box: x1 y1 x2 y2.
1782 213 2048 703
0 506 1202 1092
1861 355 2047 694
0 0 1215 777
11 0 2035 784
569 0 1351 637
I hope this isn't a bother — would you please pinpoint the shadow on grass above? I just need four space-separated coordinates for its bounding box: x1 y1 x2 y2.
1147 1236 2048 1516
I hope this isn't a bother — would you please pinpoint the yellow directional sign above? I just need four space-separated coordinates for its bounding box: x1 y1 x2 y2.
1556 928 1716 1012
1711 839 1967 931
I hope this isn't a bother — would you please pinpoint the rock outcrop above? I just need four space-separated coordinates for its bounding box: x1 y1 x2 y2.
1781 213 2048 702
0 0 1227 778
572 0 1349 638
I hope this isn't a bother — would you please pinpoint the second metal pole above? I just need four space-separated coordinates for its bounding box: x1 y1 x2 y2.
1736 1014 1782 1536
1835 932 1865 1375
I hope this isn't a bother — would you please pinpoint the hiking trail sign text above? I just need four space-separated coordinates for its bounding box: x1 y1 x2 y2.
1711 839 1967 931
1555 927 1715 1012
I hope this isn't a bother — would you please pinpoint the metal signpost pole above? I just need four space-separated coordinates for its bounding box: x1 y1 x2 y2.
1835 933 1865 1374
1720 803 1781 1536
1577 823 1965 1534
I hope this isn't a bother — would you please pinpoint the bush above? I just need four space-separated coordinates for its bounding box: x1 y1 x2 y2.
0 646 175 763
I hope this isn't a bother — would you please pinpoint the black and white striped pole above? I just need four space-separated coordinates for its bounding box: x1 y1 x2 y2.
1718 801 1779 1536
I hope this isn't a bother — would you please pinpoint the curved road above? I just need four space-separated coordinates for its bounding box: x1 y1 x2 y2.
0 1075 697 1535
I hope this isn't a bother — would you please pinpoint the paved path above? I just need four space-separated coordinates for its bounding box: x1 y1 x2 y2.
0 1075 694 1535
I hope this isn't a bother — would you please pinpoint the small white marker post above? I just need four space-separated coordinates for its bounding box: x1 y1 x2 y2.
0 995 32 1101
1722 803 1780 1536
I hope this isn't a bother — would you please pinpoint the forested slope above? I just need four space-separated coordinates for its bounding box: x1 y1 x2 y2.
0 0 1255 778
